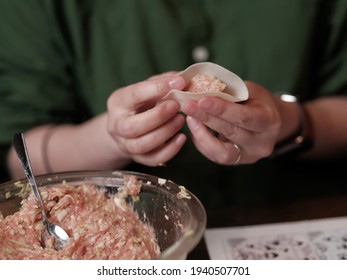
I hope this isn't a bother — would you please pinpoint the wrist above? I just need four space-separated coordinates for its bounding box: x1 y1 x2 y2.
271 93 314 158
275 93 301 142
79 114 132 168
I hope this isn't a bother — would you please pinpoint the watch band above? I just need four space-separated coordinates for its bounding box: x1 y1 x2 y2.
271 93 314 158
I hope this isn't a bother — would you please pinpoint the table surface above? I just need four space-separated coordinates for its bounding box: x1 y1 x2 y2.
187 193 347 259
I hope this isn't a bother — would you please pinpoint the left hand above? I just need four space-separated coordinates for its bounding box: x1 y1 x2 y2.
182 81 283 164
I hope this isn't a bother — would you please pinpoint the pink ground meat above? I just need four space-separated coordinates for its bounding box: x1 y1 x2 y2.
0 177 160 260
186 74 226 93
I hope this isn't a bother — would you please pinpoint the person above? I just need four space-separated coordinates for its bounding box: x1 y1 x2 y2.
1 0 347 208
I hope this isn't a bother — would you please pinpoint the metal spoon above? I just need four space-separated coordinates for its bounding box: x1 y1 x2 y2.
12 132 70 250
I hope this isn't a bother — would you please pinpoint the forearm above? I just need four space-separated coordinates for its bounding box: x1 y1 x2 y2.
7 113 132 180
303 97 347 159
274 95 347 160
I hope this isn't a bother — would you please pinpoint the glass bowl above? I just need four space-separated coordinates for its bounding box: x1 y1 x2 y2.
0 170 206 260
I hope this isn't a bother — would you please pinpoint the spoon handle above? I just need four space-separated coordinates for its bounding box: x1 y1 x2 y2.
12 132 48 220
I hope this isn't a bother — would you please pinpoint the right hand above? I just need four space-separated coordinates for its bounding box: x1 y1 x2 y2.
106 75 187 166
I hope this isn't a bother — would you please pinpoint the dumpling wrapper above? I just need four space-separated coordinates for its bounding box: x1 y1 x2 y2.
161 62 249 110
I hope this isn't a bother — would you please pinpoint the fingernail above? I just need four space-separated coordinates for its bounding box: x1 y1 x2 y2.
187 116 201 131
175 134 186 146
183 102 198 116
199 98 213 110
169 76 185 89
165 100 179 114
173 114 184 126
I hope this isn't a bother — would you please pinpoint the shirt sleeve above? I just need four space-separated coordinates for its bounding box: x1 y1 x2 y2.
315 0 347 96
0 0 84 181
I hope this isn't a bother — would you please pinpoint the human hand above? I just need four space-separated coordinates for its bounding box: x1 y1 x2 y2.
182 81 284 164
106 75 187 166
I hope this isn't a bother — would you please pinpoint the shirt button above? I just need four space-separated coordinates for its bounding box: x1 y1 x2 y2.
192 45 209 62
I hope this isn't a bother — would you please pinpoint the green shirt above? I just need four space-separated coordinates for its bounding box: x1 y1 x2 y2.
1 0 347 206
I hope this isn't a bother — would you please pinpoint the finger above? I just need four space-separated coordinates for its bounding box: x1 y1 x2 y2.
147 71 178 81
132 133 187 166
122 114 185 154
115 100 181 138
121 75 186 106
186 117 241 165
197 97 277 133
183 100 255 145
200 113 275 159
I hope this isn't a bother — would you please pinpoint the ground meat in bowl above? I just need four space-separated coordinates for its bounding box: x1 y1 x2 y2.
0 177 160 260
